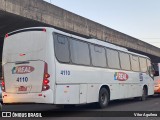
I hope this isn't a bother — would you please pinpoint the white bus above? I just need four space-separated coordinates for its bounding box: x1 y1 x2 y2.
2 27 154 108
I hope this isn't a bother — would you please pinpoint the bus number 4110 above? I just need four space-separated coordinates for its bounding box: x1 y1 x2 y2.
17 77 28 82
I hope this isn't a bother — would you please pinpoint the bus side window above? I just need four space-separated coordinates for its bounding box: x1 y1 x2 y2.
69 38 90 66
119 52 131 70
90 45 107 67
106 49 120 69
130 55 140 72
54 34 70 63
139 57 147 73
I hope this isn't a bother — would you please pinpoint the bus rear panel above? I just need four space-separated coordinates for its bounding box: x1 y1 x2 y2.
2 28 54 103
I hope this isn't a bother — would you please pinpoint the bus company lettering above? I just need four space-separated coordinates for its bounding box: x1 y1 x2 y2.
12 66 34 74
114 72 129 81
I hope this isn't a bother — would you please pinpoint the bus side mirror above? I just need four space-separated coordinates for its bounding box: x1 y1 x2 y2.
148 66 157 77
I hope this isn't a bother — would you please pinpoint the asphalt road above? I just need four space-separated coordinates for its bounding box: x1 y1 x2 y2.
1 95 160 120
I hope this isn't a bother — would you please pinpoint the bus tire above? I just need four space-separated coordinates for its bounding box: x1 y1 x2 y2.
141 87 148 101
96 88 109 109
136 87 148 101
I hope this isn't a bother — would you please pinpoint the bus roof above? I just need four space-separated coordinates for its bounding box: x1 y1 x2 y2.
5 27 150 59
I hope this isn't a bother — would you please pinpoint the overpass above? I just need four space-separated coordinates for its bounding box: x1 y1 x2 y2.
0 0 160 62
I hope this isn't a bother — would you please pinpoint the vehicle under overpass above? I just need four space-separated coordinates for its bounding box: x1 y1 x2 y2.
0 0 160 63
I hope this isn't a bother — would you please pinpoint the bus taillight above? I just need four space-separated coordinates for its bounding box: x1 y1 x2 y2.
43 79 50 85
42 62 50 91
42 85 50 91
44 73 50 79
42 78 50 91
1 79 5 92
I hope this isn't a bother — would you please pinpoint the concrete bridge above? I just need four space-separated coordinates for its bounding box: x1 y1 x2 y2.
0 0 160 62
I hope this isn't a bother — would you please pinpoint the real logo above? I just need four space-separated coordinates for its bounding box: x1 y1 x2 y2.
12 67 16 74
12 66 34 74
114 72 129 81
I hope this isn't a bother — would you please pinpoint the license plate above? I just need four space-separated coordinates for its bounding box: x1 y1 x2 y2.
18 86 27 91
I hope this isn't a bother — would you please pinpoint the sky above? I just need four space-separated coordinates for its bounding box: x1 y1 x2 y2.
44 0 160 48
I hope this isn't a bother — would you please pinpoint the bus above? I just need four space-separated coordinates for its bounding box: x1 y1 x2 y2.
1 27 154 108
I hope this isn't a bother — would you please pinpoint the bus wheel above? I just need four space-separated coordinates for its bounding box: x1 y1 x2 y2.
97 88 109 109
136 87 148 101
141 87 147 101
